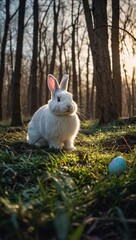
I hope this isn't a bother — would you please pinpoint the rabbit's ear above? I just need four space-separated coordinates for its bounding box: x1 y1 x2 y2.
60 74 69 91
48 74 59 93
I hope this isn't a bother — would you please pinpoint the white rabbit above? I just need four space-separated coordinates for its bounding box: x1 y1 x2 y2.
27 74 80 150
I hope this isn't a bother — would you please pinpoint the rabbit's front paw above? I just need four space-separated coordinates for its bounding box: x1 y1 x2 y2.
49 143 62 151
67 146 76 151
64 140 76 151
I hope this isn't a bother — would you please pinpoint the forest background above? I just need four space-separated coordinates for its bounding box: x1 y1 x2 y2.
0 0 136 126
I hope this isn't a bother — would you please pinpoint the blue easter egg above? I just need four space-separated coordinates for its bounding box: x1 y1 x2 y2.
108 156 126 175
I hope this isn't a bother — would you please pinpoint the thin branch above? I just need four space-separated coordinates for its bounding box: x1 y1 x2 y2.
24 14 33 28
40 0 53 30
95 24 136 42
10 6 19 21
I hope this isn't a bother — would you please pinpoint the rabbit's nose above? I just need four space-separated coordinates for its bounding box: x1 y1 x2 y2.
66 105 71 109
66 105 72 112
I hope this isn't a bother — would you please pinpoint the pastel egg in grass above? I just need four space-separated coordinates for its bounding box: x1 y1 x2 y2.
108 156 126 175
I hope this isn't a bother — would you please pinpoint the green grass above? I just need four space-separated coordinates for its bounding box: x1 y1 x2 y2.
0 121 136 239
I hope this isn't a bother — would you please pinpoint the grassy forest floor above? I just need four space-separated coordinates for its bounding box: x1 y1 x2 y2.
0 120 136 240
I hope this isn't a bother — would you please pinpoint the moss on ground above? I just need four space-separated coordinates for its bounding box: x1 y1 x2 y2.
0 121 136 239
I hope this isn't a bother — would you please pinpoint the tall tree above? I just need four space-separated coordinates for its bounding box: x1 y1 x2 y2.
82 0 95 63
92 0 118 124
86 44 91 118
38 0 53 106
49 0 60 75
82 0 96 118
11 0 26 126
112 0 122 116
77 16 86 109
71 0 78 102
0 0 10 120
29 0 39 115
82 0 118 124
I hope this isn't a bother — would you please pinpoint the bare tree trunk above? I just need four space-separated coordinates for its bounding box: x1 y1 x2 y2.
72 25 78 102
29 0 39 115
86 44 91 118
38 56 43 106
90 78 95 120
77 22 86 112
82 0 95 61
82 0 97 119
82 0 118 124
38 21 43 107
71 0 78 102
78 58 82 107
0 0 10 120
38 2 52 106
132 67 135 115
112 0 122 116
57 32 63 80
92 0 118 124
124 67 132 116
11 0 26 126
77 34 82 109
49 0 60 75
44 44 49 103
63 45 68 74
7 30 14 118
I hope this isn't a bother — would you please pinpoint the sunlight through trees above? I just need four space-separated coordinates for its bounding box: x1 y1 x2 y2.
0 0 135 125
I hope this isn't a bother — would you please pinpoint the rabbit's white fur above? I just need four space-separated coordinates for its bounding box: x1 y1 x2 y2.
27 74 80 150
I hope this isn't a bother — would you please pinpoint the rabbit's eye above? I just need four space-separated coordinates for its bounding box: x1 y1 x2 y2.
57 96 61 102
